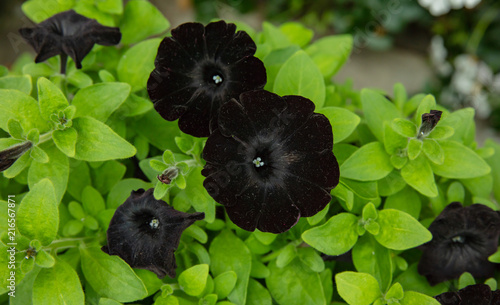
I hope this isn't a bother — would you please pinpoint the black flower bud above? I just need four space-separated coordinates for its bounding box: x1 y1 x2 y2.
0 141 33 172
418 110 442 139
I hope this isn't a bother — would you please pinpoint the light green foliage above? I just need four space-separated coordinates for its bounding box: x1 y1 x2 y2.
336 272 381 305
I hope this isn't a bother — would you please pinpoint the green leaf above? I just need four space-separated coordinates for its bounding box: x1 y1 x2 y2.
306 202 330 226
395 263 447 296
34 250 55 268
99 70 116 82
32 259 84 305
274 50 325 108
317 107 360 143
297 247 324 273
67 159 91 201
400 291 441 305
377 170 406 197
53 127 78 157
133 110 180 151
352 235 393 292
362 202 378 221
384 187 421 219
67 70 93 88
72 116 136 161
361 89 401 142
22 0 74 22
401 155 438 197
461 174 493 198
407 138 422 160
120 0 169 44
184 224 208 244
393 83 407 111
422 138 444 165
3 151 31 178
438 108 475 145
458 272 475 289
90 160 127 195
99 298 123 305
214 271 237 300
37 77 68 121
28 143 69 203
260 22 292 51
302 213 358 255
80 247 147 302
247 278 272 305
430 140 490 179
414 95 436 126
262 46 300 91
96 0 123 14
428 126 454 140
279 22 313 47
68 201 85 219
386 282 404 300
107 178 153 209
305 34 353 78
0 89 50 133
341 142 393 181
267 259 326 305
118 38 162 92
82 186 106 216
178 264 209 297
375 209 432 250
447 181 465 203
335 271 380 305
73 82 131 122
209 230 251 305
384 122 408 155
17 179 58 245
392 119 416 138
7 119 24 139
0 75 32 94
276 244 297 268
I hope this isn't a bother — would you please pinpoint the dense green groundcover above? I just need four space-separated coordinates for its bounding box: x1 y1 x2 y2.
1 0 500 304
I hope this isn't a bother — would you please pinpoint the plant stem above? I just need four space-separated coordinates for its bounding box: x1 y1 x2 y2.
38 131 53 145
42 235 100 252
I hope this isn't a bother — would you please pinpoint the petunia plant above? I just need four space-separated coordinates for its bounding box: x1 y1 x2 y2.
1 1 500 305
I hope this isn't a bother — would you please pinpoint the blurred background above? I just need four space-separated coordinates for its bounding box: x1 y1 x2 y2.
1 0 499 142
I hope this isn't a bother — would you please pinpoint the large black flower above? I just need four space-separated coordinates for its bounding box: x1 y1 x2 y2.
435 284 500 305
102 188 204 278
418 202 500 286
19 10 121 73
202 90 339 233
147 20 266 137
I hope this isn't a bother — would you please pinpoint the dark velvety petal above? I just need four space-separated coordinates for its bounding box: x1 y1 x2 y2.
62 37 95 69
90 24 121 45
217 98 257 142
458 284 491 305
155 37 197 73
171 22 205 62
224 183 263 231
203 164 253 208
238 90 287 137
177 94 213 137
491 290 500 304
202 129 248 166
282 113 333 153
226 57 267 93
283 151 339 189
256 184 301 233
435 292 460 305
283 174 332 217
218 30 256 64
104 188 204 278
204 20 237 59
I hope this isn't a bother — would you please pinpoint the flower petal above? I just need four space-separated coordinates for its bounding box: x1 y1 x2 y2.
155 37 196 73
218 30 256 64
171 22 205 62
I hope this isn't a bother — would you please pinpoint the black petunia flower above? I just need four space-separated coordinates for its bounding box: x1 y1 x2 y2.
0 141 32 172
202 90 339 233
147 20 266 137
435 284 500 305
19 10 121 74
418 109 443 139
102 188 204 278
418 202 500 286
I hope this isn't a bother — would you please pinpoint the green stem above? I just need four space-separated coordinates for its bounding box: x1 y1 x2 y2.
466 8 498 55
42 236 99 252
38 131 53 145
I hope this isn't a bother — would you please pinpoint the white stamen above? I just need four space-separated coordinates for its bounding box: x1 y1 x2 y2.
150 218 160 229
452 235 465 243
253 157 265 168
213 74 223 84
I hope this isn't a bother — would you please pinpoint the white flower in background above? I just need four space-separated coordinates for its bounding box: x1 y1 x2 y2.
430 36 452 76
419 0 481 16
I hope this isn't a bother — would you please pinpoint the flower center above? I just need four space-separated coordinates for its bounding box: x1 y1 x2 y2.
149 218 160 229
253 157 265 168
212 74 223 85
452 235 465 243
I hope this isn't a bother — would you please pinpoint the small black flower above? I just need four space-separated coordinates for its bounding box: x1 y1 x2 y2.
102 188 204 278
418 202 500 286
435 284 500 305
0 141 32 172
147 20 266 137
418 109 443 139
202 90 339 233
19 10 121 74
